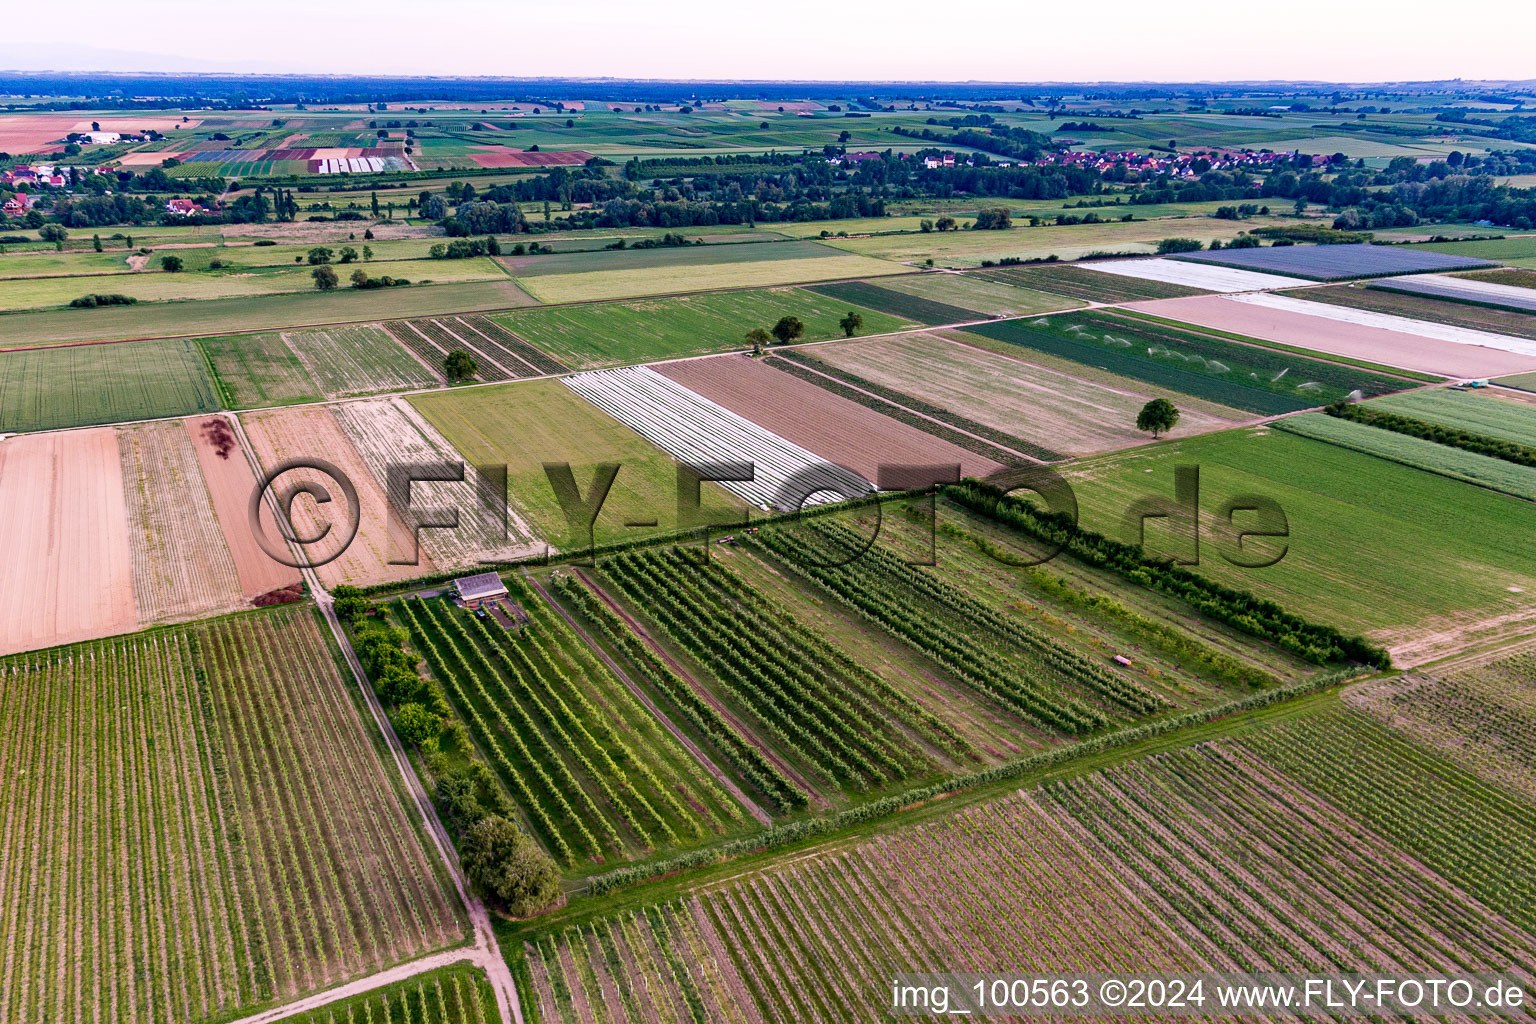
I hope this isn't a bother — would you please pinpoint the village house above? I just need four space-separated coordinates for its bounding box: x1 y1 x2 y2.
2 192 38 215
164 197 204 216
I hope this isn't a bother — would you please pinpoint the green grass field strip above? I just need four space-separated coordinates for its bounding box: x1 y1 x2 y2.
768 349 1067 462
1109 307 1444 383
804 279 983 325
1274 412 1536 501
0 337 222 432
961 317 1309 415
970 263 1210 303
1337 392 1536 463
1369 387 1536 446
197 332 323 408
494 288 912 368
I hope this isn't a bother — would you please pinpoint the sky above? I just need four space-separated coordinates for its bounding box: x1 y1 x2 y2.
4 0 1535 82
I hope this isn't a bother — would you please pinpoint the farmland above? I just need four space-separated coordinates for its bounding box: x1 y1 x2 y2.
1232 291 1536 359
200 331 324 408
0 337 220 433
1176 241 1495 280
391 578 749 869
385 316 568 381
116 419 246 623
1275 411 1536 500
973 263 1211 303
283 324 444 397
281 963 498 1024
1080 256 1309 292
875 271 1081 315
0 608 465 1023
1059 428 1536 662
242 405 436 587
0 429 138 656
805 279 983 324
803 331 1241 455
651 356 1003 486
1373 271 1536 313
410 378 746 549
494 287 910 368
1365 386 1536 445
1129 293 1536 377
963 309 1408 414
511 251 903 304
1297 282 1536 338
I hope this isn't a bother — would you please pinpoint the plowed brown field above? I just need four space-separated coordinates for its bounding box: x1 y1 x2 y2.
0 428 138 654
185 415 302 600
656 354 1003 481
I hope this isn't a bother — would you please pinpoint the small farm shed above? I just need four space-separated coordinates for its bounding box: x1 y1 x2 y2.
452 572 508 609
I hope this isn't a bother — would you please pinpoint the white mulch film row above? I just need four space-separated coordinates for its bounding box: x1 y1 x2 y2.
1383 273 1536 310
564 365 876 511
1081 257 1311 292
1225 291 1536 359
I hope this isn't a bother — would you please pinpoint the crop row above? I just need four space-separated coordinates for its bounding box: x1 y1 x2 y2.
771 348 1066 462
747 517 1169 732
599 548 927 790
459 315 570 375
399 318 519 382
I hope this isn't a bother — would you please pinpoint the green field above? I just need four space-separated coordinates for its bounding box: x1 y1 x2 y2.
0 337 221 432
199 331 322 408
275 964 497 1024
0 279 541 348
1060 427 1536 651
495 287 912 368
803 279 982 325
1409 235 1536 267
963 310 1408 414
409 378 745 548
1366 387 1536 446
876 271 1083 316
1275 411 1536 500
502 238 837 277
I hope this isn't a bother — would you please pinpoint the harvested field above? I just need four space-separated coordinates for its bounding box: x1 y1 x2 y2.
282 324 442 397
241 405 434 587
1130 294 1536 377
808 331 1240 455
1176 241 1496 280
199 331 322 408
1374 272 1536 313
652 356 1003 489
805 279 983 324
0 429 138 655
1274 411 1536 500
0 337 221 433
1458 267 1536 290
470 148 593 167
0 608 466 1023
973 262 1210 303
332 397 543 568
411 378 745 549
497 287 911 369
185 415 302 600
116 419 245 624
568 364 881 509
1080 256 1309 292
1298 282 1536 339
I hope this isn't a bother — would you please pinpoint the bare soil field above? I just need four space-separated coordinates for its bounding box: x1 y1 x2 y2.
185 415 303 600
0 429 138 655
116 419 245 624
332 397 544 569
813 332 1241 455
1129 294 1536 378
240 405 435 588
655 354 1003 482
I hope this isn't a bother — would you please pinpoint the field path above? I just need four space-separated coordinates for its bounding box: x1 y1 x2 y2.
222 413 526 1024
521 567 773 827
572 567 826 807
223 949 483 1024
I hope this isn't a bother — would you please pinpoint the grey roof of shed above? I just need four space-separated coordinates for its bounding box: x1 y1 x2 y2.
453 572 508 600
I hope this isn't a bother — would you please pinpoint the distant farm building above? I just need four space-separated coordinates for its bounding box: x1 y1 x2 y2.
164 198 203 216
452 571 509 609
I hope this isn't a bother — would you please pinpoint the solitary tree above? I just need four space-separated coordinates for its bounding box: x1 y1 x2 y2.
744 327 771 356
839 311 864 338
338 246 359 264
771 315 805 345
444 349 478 382
307 246 334 265
311 265 339 290
935 216 956 232
1136 398 1181 438
461 815 561 916
159 255 184 273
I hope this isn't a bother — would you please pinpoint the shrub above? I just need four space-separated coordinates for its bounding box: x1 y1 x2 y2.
462 815 561 915
395 702 444 748
1155 237 1203 254
68 293 137 308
